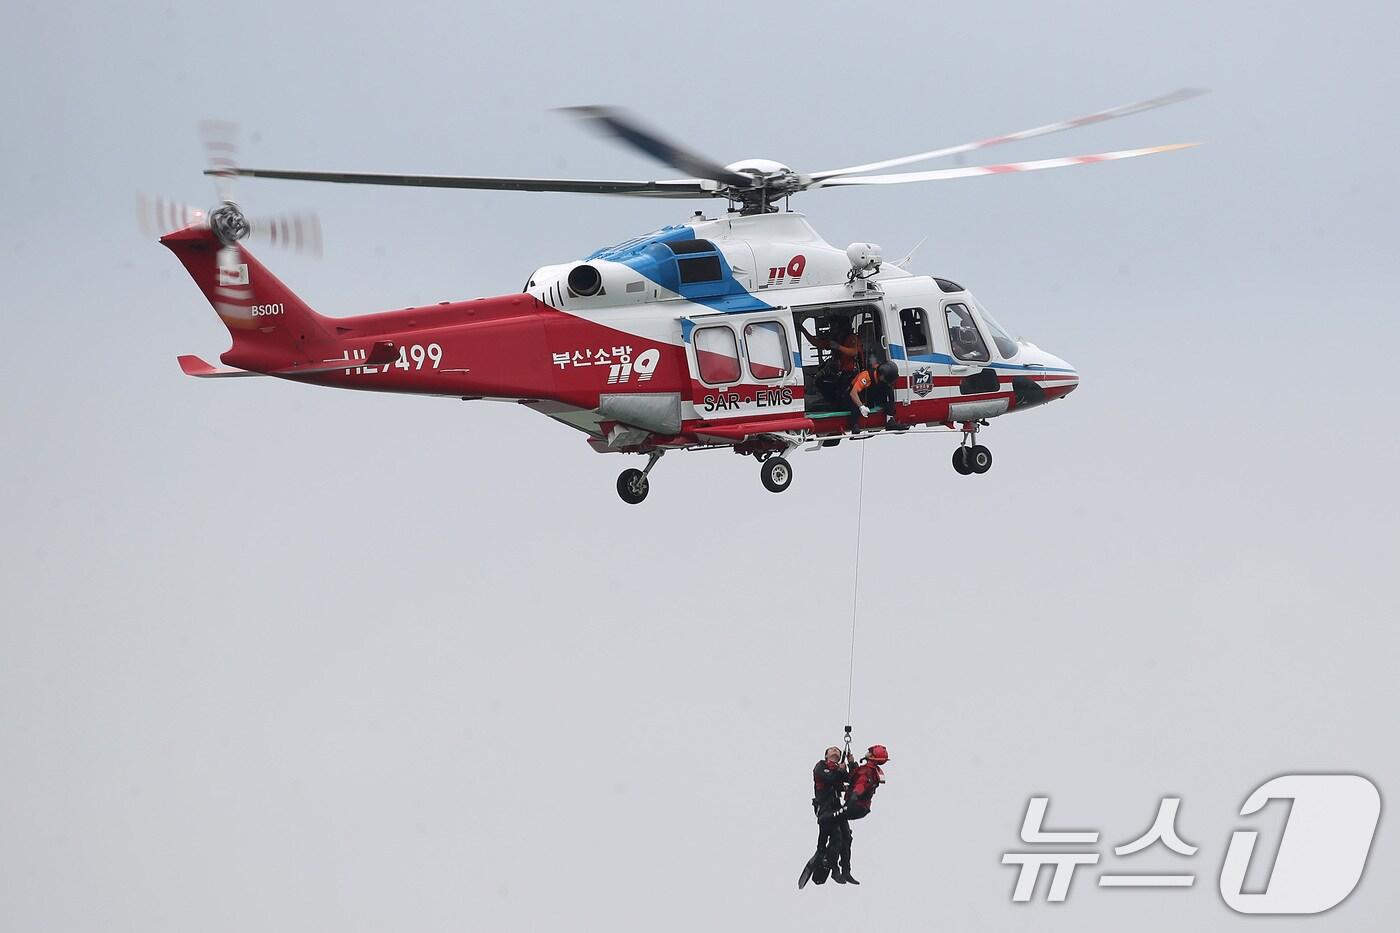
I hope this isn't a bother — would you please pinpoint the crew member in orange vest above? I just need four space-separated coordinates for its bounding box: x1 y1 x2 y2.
848 361 907 432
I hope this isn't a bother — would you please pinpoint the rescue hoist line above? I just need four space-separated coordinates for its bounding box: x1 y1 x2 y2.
845 441 867 731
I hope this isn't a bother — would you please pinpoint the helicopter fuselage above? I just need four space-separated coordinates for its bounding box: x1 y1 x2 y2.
166 211 1077 496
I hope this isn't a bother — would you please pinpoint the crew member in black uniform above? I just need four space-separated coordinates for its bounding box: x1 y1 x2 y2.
806 745 850 884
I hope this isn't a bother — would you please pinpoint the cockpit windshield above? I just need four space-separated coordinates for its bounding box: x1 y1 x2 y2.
978 304 1020 359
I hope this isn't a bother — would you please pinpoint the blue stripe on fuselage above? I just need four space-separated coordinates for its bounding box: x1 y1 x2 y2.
587 226 772 315
906 350 1076 374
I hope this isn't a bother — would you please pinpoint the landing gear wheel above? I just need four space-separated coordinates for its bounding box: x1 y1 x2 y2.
969 444 993 474
616 468 649 505
952 447 974 475
760 456 794 493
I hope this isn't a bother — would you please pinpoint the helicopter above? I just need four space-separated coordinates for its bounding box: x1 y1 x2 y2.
154 91 1202 504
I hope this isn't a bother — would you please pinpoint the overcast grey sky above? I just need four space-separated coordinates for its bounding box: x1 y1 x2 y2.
3 1 1398 929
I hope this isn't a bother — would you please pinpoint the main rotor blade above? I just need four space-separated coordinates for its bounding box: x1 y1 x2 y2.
199 119 240 201
214 167 721 198
810 142 1199 188
560 105 756 190
810 88 1207 181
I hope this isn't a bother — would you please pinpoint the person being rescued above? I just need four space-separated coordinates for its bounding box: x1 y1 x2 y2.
805 745 851 885
800 316 861 407
848 360 908 432
821 744 890 885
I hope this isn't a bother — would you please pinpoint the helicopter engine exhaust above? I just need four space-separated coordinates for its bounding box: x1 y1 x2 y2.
567 263 603 297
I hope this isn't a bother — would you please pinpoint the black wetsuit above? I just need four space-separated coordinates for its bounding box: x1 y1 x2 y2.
812 759 849 869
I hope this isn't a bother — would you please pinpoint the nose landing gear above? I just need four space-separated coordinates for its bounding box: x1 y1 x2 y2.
952 445 992 474
952 421 992 475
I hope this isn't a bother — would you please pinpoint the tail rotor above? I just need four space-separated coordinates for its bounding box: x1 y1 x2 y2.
137 194 205 237
140 120 323 260
249 210 322 258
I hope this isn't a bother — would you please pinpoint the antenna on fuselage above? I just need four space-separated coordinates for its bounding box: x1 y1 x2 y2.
890 236 929 271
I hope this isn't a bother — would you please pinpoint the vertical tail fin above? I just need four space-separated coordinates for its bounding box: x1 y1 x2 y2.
161 224 335 372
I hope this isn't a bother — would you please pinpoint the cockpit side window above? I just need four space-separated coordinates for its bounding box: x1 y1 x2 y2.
978 306 1020 359
900 308 930 355
944 303 990 362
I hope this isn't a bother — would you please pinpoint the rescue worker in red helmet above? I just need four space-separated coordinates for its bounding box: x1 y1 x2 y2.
804 745 851 885
821 744 890 884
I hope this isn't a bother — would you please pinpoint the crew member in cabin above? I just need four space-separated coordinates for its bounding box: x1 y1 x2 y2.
848 360 906 432
801 316 861 406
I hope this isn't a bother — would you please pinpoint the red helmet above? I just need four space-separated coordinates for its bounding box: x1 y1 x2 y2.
866 744 890 764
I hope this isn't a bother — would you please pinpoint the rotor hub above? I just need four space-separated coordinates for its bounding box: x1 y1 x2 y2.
209 201 250 247
725 158 793 178
723 159 806 213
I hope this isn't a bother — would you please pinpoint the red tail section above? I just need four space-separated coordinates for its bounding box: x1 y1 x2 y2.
161 225 335 372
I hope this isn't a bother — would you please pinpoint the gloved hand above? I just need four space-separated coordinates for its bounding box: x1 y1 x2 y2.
858 405 870 418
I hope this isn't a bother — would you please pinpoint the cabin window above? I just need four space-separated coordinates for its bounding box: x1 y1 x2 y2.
744 321 791 381
944 302 990 362
694 325 741 384
899 308 931 355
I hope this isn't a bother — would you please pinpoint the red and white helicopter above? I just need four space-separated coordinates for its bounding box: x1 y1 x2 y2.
154 92 1201 503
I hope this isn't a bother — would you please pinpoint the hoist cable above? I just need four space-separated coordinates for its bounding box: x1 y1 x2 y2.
845 441 867 727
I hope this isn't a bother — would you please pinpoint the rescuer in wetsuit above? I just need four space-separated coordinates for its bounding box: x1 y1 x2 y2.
821 744 890 884
848 361 907 432
808 745 851 882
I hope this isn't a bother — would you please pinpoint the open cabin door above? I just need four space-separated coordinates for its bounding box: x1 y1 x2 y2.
682 308 803 424
792 299 892 417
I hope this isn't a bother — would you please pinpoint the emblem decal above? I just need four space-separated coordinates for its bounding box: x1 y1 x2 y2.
912 366 934 397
